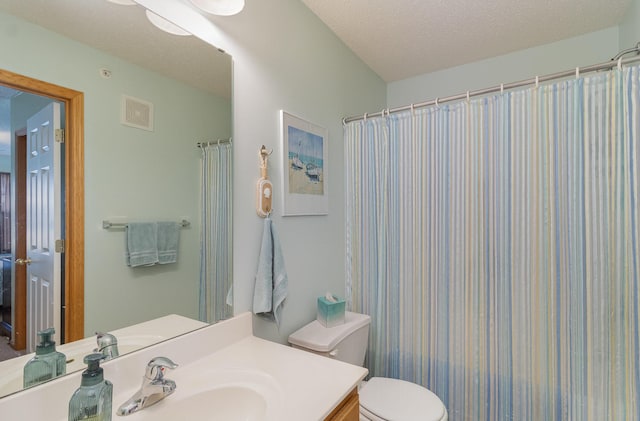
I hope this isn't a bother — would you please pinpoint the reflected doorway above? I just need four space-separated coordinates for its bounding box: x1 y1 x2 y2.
0 68 84 361
1 93 64 355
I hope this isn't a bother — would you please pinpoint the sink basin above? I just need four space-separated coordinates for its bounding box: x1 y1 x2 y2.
120 368 285 421
156 386 267 420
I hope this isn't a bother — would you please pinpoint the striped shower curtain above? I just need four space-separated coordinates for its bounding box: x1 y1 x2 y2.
345 65 639 420
199 142 233 323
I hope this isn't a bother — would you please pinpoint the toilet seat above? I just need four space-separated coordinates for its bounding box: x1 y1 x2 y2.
359 377 447 421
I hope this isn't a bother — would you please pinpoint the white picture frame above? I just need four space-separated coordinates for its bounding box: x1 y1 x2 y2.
280 110 328 216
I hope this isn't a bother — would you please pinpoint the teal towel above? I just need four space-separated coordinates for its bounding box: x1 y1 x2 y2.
125 223 158 267
125 222 180 267
252 217 288 327
157 221 180 264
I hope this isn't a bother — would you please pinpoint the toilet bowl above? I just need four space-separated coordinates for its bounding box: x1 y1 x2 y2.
359 377 447 421
288 311 447 421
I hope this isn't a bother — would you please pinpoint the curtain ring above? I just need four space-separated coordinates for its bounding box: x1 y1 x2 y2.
466 91 470 102
500 83 504 95
618 57 624 71
575 67 580 79
410 103 415 116
435 97 439 108
364 112 368 122
535 76 539 88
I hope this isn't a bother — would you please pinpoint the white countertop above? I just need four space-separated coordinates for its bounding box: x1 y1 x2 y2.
0 312 368 421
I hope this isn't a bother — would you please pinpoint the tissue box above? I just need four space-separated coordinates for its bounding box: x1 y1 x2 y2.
317 295 345 327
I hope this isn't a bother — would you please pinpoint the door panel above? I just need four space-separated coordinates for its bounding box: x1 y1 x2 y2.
26 103 61 352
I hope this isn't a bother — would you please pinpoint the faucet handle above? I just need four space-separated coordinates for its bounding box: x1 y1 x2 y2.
95 332 117 346
145 357 178 381
94 332 119 359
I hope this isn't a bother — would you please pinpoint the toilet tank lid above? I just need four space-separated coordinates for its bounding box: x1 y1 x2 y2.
288 311 371 352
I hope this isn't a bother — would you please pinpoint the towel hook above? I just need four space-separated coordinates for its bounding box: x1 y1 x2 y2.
259 145 273 169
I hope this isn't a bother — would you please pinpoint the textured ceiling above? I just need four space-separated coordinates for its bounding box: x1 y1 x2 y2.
1 1 632 90
302 0 633 82
0 0 231 99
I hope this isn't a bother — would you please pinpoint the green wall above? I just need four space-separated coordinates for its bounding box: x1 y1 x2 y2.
0 10 231 336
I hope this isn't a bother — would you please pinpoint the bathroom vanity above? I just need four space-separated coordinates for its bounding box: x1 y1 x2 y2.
0 312 367 420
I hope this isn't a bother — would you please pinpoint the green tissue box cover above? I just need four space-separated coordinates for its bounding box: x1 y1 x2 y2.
317 296 345 327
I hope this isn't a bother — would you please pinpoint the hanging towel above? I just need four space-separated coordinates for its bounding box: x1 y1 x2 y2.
125 223 158 267
253 217 288 327
157 221 180 264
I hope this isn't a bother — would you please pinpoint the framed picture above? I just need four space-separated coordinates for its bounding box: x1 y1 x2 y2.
280 110 328 216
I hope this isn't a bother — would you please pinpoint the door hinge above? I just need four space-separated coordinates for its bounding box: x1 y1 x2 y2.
55 239 65 253
55 129 65 143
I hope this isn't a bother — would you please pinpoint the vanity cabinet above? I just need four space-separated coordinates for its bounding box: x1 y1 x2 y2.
325 388 359 421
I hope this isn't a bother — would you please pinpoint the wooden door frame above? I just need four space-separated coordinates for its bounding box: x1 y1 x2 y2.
0 68 84 343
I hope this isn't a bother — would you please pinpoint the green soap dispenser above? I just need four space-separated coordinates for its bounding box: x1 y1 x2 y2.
69 353 113 421
23 327 67 388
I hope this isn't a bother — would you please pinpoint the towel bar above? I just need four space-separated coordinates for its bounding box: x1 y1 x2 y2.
102 219 190 229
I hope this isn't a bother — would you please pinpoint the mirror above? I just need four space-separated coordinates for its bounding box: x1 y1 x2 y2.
0 0 232 398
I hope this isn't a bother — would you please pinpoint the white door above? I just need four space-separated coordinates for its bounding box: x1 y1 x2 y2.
25 103 62 352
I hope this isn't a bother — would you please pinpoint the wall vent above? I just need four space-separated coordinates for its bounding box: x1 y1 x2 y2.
121 95 154 131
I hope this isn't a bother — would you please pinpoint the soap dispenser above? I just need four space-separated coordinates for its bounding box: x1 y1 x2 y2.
23 327 67 388
69 353 113 421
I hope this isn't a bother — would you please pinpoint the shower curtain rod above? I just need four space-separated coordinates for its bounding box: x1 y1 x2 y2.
343 45 640 124
197 137 232 148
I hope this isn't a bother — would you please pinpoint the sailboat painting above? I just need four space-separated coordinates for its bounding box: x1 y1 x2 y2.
280 110 329 216
287 125 324 194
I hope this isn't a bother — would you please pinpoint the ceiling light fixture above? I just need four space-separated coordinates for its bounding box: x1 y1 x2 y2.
133 0 226 47
108 0 229 42
188 0 245 16
145 10 192 36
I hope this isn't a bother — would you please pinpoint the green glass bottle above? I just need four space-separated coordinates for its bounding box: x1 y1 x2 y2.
23 327 67 388
68 353 113 421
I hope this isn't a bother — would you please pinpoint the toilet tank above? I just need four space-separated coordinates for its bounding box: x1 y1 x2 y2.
288 311 371 366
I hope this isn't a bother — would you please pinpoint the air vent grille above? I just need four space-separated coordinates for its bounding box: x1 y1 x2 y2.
121 95 154 131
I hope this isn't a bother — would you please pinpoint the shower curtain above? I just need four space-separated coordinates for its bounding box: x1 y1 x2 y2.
199 142 233 323
344 65 639 420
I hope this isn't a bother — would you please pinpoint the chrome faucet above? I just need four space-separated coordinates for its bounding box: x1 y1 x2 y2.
117 357 178 416
94 332 119 360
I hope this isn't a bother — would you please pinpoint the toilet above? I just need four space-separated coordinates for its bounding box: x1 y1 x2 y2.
288 311 448 421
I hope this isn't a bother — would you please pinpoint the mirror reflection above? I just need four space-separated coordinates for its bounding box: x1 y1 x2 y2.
0 0 232 398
